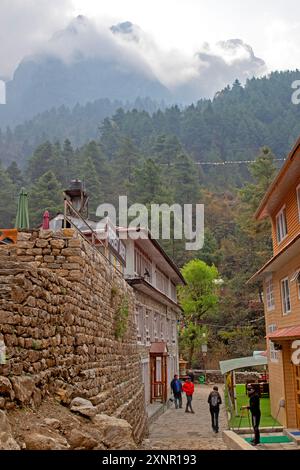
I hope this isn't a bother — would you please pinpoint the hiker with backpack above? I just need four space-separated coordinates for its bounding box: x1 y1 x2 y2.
208 385 222 433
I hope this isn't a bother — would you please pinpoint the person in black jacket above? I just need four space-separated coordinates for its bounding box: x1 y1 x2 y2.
208 386 222 433
170 374 183 409
242 385 261 445
187 370 195 383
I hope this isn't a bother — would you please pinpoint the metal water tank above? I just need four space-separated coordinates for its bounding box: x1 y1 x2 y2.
69 179 84 191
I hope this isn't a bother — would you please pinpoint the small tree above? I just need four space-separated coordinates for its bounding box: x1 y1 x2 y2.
178 259 219 365
29 170 63 227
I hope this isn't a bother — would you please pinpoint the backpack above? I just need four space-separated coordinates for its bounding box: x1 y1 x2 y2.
210 392 219 408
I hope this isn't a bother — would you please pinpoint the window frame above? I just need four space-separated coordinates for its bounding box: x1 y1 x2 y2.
265 275 275 312
297 274 300 300
268 324 279 363
280 277 291 315
276 205 288 244
135 305 145 344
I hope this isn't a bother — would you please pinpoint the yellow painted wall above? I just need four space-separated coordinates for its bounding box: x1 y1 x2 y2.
271 176 300 256
263 254 300 427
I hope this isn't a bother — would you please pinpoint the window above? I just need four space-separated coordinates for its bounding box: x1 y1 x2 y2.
265 275 275 311
145 309 151 344
160 316 166 340
269 341 279 362
170 282 177 302
156 269 169 296
297 184 300 221
172 320 177 343
276 207 287 243
135 305 145 343
281 277 291 315
268 325 279 362
134 248 152 282
149 311 155 342
290 269 300 299
154 313 159 341
166 318 171 343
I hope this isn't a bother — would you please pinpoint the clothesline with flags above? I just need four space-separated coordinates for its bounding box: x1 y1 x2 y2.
161 158 286 166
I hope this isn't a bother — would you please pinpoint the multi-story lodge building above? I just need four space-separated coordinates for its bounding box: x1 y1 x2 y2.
250 138 300 429
120 228 185 406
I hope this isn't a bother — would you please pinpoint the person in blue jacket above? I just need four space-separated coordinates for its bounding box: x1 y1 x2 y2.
170 374 183 409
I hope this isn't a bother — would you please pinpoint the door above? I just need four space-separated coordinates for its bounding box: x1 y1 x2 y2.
294 364 300 429
150 354 167 403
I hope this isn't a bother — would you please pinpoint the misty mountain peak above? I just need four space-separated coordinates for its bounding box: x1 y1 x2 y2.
110 21 141 42
52 14 93 41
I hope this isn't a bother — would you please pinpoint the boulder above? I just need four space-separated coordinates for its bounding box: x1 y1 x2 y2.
43 418 61 430
0 410 20 450
70 397 97 419
11 376 35 404
24 432 69 450
67 428 99 450
0 376 14 399
93 414 136 449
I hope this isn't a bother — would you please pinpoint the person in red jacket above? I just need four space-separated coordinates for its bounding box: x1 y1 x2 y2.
182 377 195 413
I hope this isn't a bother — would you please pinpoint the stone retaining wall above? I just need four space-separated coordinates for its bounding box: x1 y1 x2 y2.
0 229 147 442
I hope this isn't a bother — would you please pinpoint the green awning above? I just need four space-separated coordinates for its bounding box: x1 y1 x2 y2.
15 187 29 230
219 355 267 375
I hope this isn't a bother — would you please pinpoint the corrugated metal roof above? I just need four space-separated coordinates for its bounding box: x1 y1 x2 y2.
268 326 300 340
219 355 267 375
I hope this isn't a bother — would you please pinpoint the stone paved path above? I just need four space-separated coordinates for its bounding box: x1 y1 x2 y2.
142 384 229 450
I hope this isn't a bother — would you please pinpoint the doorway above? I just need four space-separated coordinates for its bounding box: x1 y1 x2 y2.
149 342 168 403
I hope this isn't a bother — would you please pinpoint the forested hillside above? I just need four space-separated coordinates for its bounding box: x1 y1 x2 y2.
1 70 300 174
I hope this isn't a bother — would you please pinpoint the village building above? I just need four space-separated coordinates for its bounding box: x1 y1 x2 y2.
250 137 300 429
120 228 184 406
50 180 185 409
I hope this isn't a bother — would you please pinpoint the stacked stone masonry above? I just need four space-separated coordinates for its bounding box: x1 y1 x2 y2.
0 229 147 442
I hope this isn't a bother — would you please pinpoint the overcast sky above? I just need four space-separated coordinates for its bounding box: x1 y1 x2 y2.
71 0 300 70
1 0 300 89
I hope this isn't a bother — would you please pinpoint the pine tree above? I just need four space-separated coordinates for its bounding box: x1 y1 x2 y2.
78 156 102 217
152 134 182 166
112 137 142 197
26 141 58 183
6 161 24 190
29 171 63 227
82 141 111 195
130 158 171 205
61 139 75 185
0 164 17 227
170 153 201 205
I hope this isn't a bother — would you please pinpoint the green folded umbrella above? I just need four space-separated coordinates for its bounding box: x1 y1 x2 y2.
15 187 30 229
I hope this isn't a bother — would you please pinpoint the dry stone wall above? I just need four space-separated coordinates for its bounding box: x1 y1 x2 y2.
0 229 147 442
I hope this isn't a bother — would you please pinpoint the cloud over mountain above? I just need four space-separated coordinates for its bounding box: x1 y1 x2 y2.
0 7 267 125
0 0 73 79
